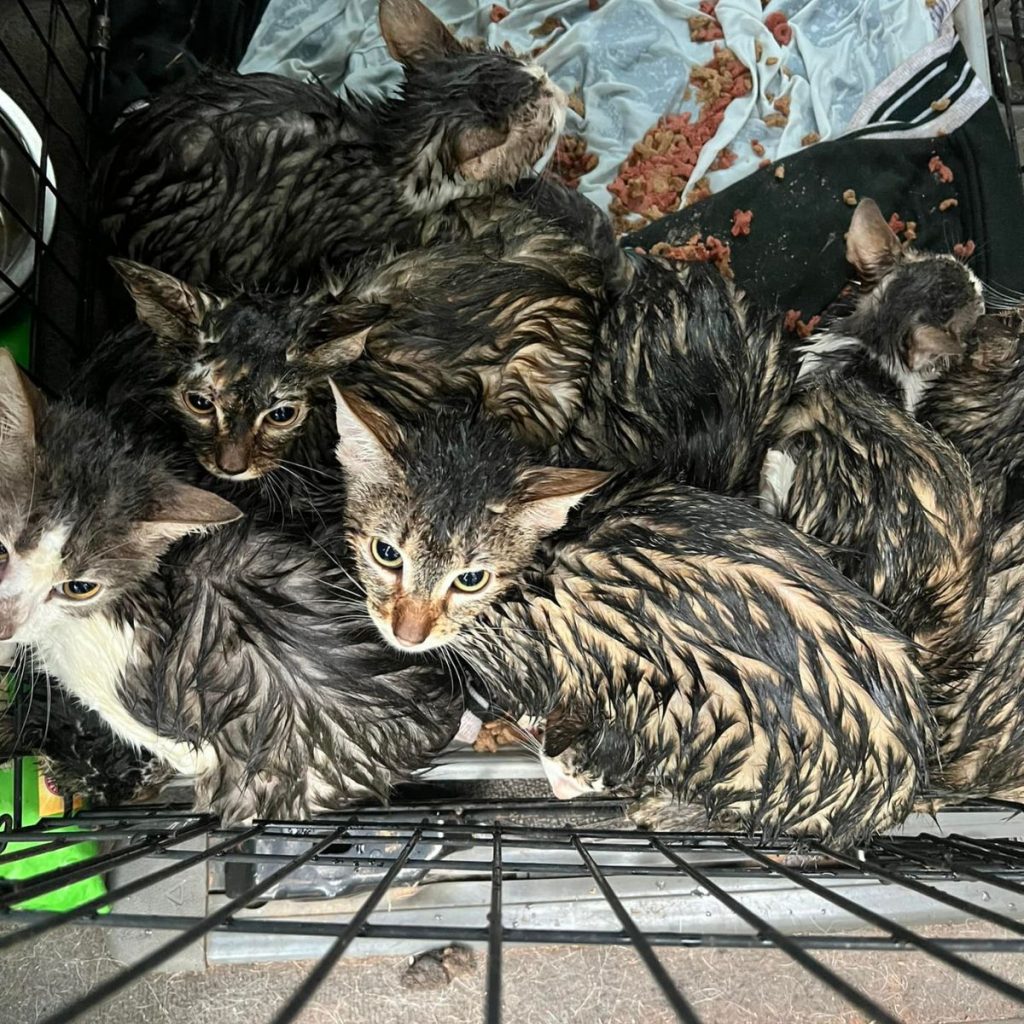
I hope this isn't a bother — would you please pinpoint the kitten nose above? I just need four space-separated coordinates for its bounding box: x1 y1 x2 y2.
0 604 25 641
391 598 436 647
215 440 252 476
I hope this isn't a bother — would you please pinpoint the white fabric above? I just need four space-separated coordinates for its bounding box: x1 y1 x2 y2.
241 0 945 211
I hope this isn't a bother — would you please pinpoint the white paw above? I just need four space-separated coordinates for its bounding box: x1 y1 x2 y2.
760 448 797 517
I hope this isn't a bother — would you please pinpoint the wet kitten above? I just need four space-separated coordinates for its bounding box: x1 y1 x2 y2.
760 199 988 698
332 389 934 845
98 0 565 289
918 308 1024 521
87 199 607 491
0 351 460 824
81 259 363 508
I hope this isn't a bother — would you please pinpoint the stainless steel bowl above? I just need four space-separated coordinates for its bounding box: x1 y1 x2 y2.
0 86 57 312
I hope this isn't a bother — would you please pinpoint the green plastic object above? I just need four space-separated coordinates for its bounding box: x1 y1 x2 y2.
0 303 109 913
0 756 109 913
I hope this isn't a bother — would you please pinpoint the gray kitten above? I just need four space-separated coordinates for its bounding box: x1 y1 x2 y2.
0 351 460 824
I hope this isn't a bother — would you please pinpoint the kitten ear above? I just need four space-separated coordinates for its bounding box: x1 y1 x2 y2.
137 483 242 546
0 348 43 465
329 380 402 482
845 198 903 281
909 323 964 372
379 0 461 65
515 467 611 536
109 258 217 343
543 704 589 758
455 125 512 181
298 326 372 371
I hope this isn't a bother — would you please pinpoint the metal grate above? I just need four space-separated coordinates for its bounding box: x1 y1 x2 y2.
4 799 1024 1022
990 0 1024 169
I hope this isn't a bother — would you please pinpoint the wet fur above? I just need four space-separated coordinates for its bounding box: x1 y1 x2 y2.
0 384 461 824
97 0 563 290
337 403 934 845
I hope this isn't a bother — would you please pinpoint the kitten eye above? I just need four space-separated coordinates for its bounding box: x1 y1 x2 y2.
371 538 403 569
60 581 101 601
183 391 215 414
452 570 491 593
266 405 299 427
0 542 7 565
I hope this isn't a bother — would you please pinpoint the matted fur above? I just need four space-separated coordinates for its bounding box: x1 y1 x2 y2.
335 400 934 846
563 255 793 493
97 0 564 289
0 367 460 824
937 513 1024 797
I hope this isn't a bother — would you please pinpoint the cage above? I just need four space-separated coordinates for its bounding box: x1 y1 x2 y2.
4 3 1024 1024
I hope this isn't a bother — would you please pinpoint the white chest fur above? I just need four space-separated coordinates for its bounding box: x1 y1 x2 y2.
30 614 215 777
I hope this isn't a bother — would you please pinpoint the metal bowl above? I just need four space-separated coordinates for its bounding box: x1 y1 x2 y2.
0 86 57 312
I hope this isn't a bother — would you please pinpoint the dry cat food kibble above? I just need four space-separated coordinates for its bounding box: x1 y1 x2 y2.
801 131 820 147
953 239 976 259
774 163 785 179
904 220 918 243
731 208 753 236
929 155 954 183
689 0 724 42
545 134 598 189
758 157 771 168
764 113 788 128
773 95 791 117
939 198 959 212
751 139 765 156
489 4 508 22
765 11 792 45
888 212 906 235
931 97 951 112
473 719 529 752
765 55 779 65
530 15 565 37
843 188 858 206
608 46 752 230
784 309 821 337
651 234 733 278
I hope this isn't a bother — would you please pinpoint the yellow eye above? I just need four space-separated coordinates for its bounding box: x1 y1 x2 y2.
371 538 403 569
452 570 491 593
266 404 300 427
184 391 215 414
61 581 101 601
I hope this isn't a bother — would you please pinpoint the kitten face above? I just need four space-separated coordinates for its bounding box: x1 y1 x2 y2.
331 386 607 652
380 0 566 203
112 260 366 479
0 350 239 642
843 198 984 376
539 708 637 800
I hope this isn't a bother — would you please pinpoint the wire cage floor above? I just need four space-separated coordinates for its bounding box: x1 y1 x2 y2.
6 797 1024 1023
4 2 1024 1024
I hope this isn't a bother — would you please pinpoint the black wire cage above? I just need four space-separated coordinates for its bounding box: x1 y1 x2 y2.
6 3 1024 1024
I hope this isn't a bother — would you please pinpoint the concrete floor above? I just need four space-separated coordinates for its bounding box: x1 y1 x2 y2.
4 921 1024 1024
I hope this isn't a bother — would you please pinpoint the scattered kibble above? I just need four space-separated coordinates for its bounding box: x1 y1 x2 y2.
939 198 959 212
774 163 785 179
784 309 820 337
731 209 753 236
751 139 766 156
765 56 779 66
953 239 976 259
764 113 788 128
765 11 793 46
797 315 821 338
904 220 918 243
758 157 771 169
930 97 951 112
888 212 906 234
474 719 529 752
588 0 600 9
689 13 724 42
651 234 734 278
784 309 802 333
842 188 857 206
928 155 954 183
755 40 763 61
567 90 586 117
544 134 598 189
490 4 508 23
801 131 820 147
773 95 791 117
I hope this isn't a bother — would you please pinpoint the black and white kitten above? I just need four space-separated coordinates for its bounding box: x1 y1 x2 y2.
98 0 566 289
0 351 461 824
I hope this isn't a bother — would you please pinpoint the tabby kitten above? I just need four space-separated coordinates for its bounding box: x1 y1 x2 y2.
89 197 608 489
82 258 364 500
918 308 1024 521
98 0 565 289
0 351 460 824
332 389 934 845
760 199 988 699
